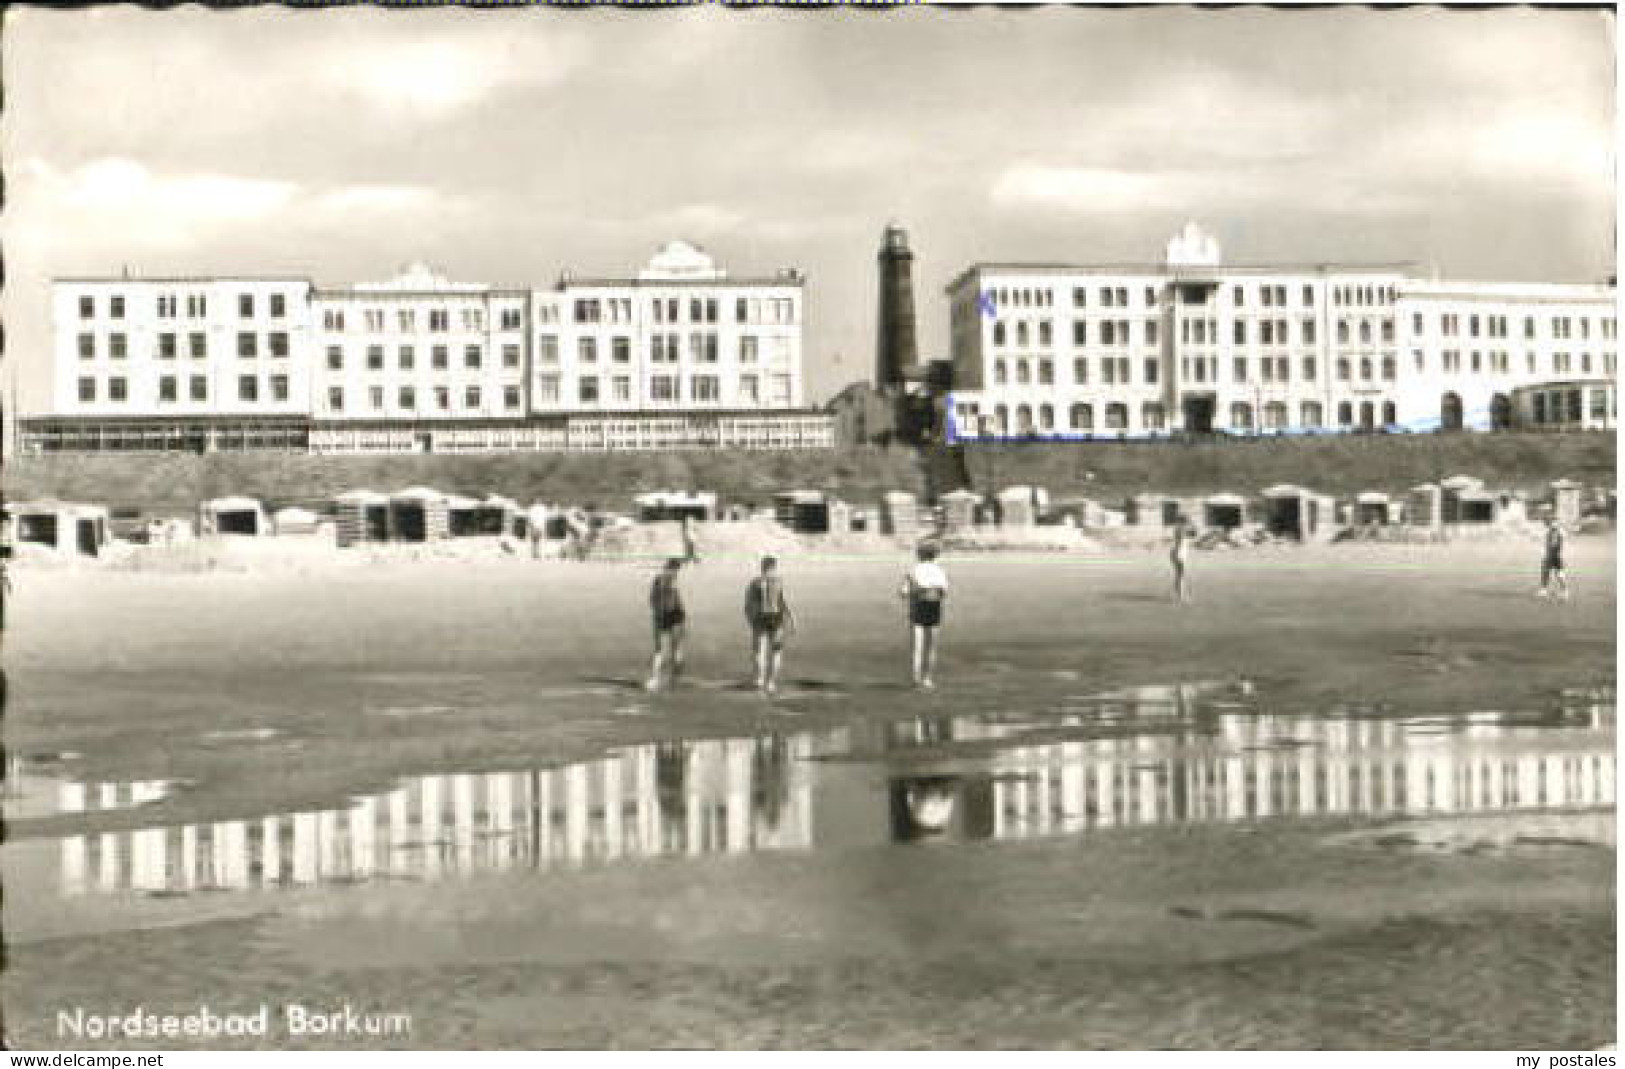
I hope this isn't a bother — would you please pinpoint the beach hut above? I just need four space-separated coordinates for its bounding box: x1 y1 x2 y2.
773 491 831 534
827 499 854 535
1127 494 1182 527
389 487 450 543
1354 491 1395 527
1407 483 1443 531
1549 479 1583 528
6 500 111 557
1261 485 1334 540
200 496 267 537
1200 493 1249 531
996 486 1039 527
446 494 485 537
1452 486 1499 525
634 491 717 524
881 491 920 537
272 507 320 536
333 491 390 547
939 489 980 532
477 495 523 537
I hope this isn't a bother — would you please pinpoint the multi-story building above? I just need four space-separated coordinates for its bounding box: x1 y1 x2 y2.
946 223 1616 440
25 243 833 455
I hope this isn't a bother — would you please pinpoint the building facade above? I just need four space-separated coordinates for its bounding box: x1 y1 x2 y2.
28 243 832 455
946 224 1616 440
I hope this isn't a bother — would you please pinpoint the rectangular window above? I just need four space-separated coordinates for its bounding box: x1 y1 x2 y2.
108 333 127 359
538 335 559 362
1233 321 1246 345
1303 319 1317 345
398 386 415 410
397 309 415 332
364 309 385 333
650 375 678 402
503 343 520 368
269 332 289 358
271 375 289 402
399 345 415 370
611 337 630 363
1233 357 1247 382
692 375 720 402
237 332 257 359
739 374 760 403
185 296 205 317
158 333 177 359
536 375 560 404
107 377 127 402
465 345 482 369
322 308 345 330
238 294 253 318
79 296 94 319
190 376 207 402
505 385 523 410
239 375 259 402
429 309 449 332
370 386 384 410
78 377 96 402
740 336 759 363
578 378 598 404
1072 322 1087 346
1302 357 1317 380
501 308 522 331
270 294 286 318
1144 358 1158 384
159 376 178 402
435 387 451 411
574 299 601 324
578 338 597 363
367 345 384 370
1145 320 1158 345
157 295 176 318
110 296 126 319
78 333 95 359
328 387 344 411
189 332 207 358
463 309 484 331
1038 359 1054 385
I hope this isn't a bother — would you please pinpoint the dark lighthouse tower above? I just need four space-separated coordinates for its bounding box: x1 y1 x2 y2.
875 223 919 388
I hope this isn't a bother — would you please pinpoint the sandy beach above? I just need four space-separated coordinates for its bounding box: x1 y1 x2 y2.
2 533 1615 1048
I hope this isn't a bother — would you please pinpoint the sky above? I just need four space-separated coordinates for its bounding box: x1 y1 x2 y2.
3 4 1615 412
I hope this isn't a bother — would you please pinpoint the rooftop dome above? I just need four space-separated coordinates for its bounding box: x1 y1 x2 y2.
638 240 727 282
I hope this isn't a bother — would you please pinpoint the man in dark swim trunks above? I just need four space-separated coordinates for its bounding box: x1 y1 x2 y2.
898 542 948 689
1538 513 1570 601
646 557 688 691
744 554 796 695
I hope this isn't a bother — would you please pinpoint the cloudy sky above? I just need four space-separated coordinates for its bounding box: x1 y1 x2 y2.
4 5 1614 411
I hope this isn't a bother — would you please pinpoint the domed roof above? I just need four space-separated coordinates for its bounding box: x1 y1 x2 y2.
638 240 726 281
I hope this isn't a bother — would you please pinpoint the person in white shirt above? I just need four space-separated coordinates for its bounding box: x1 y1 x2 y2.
526 503 551 559
899 543 949 689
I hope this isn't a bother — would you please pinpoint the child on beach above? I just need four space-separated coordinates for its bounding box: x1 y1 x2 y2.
646 558 688 692
744 555 795 695
899 543 948 690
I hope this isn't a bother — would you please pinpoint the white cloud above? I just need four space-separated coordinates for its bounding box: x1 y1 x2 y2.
32 156 298 223
991 164 1188 213
331 33 586 115
312 184 440 215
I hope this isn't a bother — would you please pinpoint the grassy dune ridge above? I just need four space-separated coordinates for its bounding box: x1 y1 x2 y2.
2 432 1612 515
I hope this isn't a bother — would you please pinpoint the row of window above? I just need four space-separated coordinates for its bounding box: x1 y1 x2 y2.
1423 313 1613 341
535 333 770 365
77 332 293 360
571 296 796 327
77 374 292 405
970 398 1395 435
319 307 523 333
78 293 291 320
327 343 522 372
326 385 524 413
532 373 787 406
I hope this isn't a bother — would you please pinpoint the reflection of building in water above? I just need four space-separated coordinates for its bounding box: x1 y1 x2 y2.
58 735 813 897
984 699 1615 840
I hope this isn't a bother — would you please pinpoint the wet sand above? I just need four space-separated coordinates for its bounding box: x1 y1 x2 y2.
3 536 1615 1048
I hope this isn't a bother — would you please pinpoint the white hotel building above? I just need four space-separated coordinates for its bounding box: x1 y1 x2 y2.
947 224 1616 440
29 242 832 454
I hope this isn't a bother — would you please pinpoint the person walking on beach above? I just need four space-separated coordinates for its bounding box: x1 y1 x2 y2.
645 558 689 692
1170 521 1193 604
744 555 796 695
1537 513 1570 601
527 502 551 560
681 514 701 565
899 543 948 690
